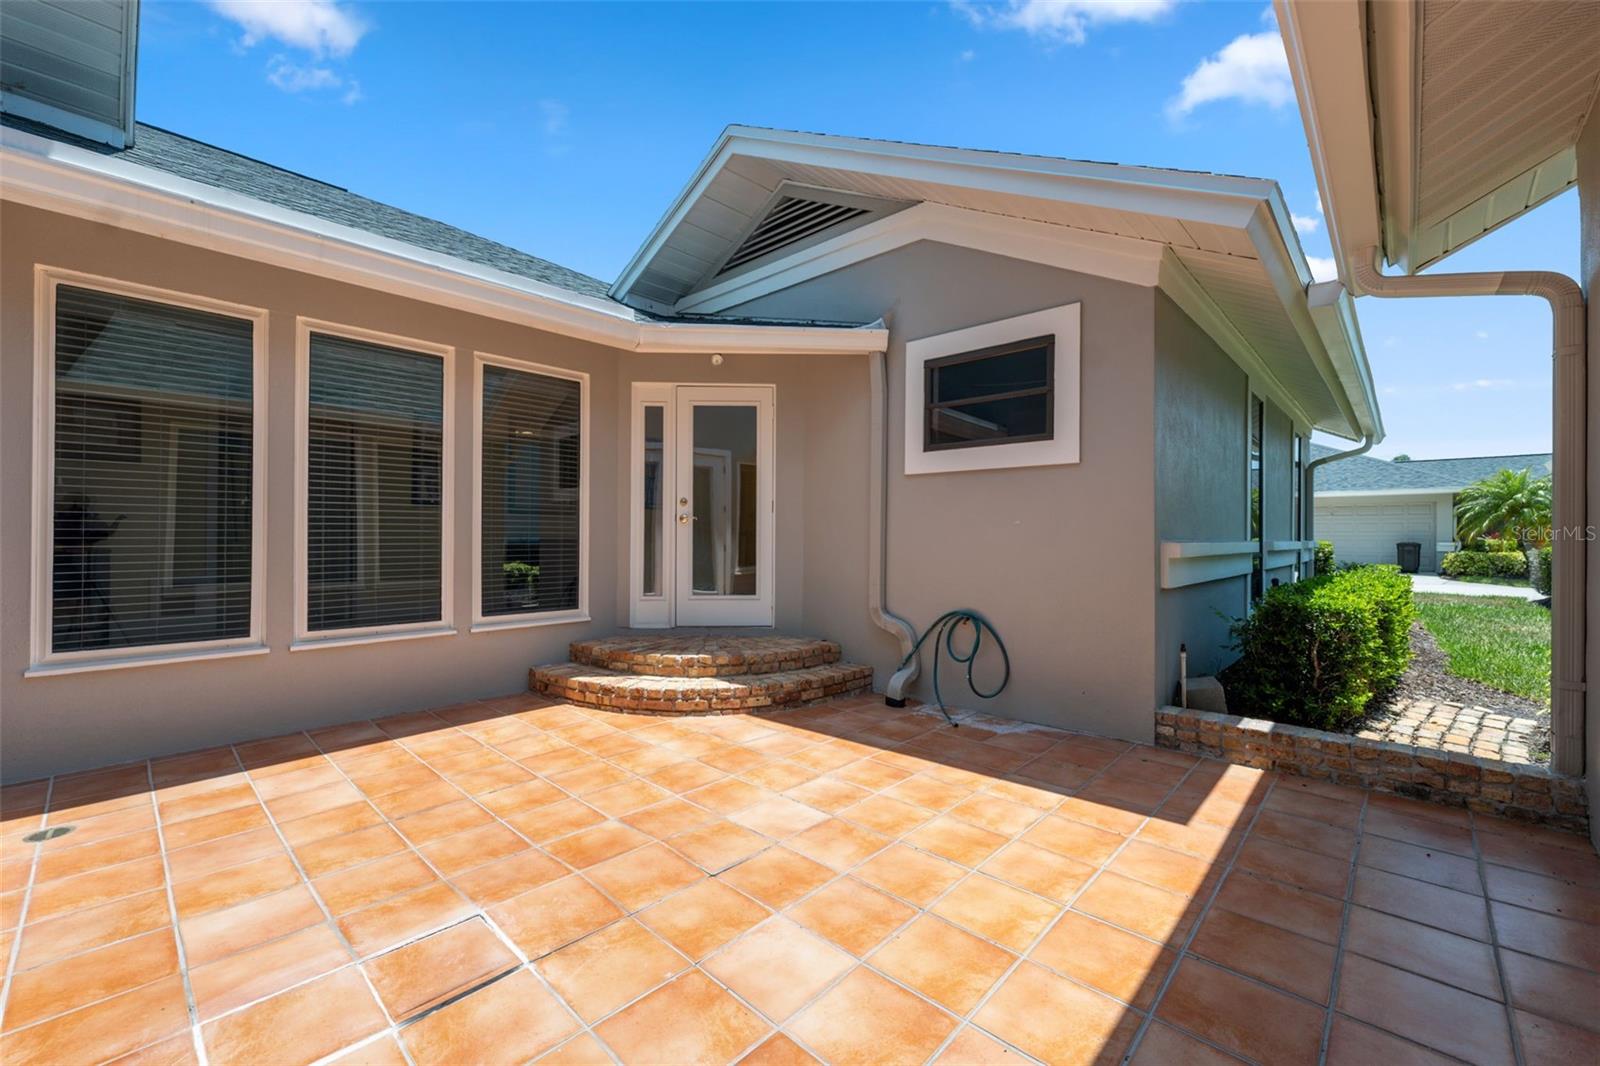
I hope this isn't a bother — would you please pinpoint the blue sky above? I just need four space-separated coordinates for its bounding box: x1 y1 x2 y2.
138 0 1575 460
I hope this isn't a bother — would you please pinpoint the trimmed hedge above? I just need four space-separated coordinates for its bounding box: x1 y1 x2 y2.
1314 540 1335 576
1532 547 1552 595
1222 565 1415 730
1439 550 1528 579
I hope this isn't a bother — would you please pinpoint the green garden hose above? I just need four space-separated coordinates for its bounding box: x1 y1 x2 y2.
896 609 1011 726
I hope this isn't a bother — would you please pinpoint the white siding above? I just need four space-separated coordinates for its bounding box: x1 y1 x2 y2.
1316 498 1444 571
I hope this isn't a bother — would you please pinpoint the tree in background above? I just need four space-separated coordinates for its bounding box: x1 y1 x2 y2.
1454 468 1552 549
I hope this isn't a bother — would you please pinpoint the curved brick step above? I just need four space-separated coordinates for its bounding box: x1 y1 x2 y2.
568 635 841 678
530 660 873 715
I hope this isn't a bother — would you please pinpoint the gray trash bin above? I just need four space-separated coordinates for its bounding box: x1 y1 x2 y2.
1396 542 1421 573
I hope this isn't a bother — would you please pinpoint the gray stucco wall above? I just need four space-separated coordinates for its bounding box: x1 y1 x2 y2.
1152 291 1250 705
1578 108 1600 846
0 203 858 779
730 241 1160 742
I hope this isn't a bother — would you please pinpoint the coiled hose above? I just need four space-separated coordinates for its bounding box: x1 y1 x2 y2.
895 609 1010 726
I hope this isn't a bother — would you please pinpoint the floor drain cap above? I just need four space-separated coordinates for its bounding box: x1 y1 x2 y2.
23 826 73 843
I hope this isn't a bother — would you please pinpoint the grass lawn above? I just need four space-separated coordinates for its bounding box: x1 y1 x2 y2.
1413 593 1550 704
1443 575 1529 587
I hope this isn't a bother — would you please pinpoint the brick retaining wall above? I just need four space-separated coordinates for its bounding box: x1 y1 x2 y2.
1156 706 1589 835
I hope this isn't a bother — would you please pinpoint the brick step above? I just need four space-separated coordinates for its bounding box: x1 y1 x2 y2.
530 660 873 716
568 635 841 678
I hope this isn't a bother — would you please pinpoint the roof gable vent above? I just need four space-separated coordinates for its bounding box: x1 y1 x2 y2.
717 193 873 275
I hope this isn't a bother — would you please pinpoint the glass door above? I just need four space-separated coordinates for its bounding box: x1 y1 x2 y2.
673 386 773 626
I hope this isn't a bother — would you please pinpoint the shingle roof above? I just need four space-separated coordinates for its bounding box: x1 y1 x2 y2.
1310 443 1551 492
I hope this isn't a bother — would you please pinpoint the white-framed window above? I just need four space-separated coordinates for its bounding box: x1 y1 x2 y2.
903 302 1080 475
471 354 589 631
294 319 454 649
29 267 268 675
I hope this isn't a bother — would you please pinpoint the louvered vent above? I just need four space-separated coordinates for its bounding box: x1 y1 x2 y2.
718 196 870 274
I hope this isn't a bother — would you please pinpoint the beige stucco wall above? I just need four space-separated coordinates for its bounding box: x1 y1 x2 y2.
0 203 864 779
1578 107 1600 846
727 240 1161 742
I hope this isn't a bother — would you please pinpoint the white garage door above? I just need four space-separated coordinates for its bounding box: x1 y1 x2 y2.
1317 502 1438 571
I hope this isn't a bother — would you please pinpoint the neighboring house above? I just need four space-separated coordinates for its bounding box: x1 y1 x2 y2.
0 0 1380 780
1276 0 1597 827
1311 445 1552 572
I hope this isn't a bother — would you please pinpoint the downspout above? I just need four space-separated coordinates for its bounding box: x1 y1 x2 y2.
1348 247 1587 776
1303 435 1375 548
867 346 921 703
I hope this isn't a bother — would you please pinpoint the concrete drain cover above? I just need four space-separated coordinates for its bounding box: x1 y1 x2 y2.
23 826 73 843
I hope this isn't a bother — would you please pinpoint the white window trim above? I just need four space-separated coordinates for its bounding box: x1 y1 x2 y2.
904 302 1080 475
629 383 674 628
28 266 270 675
470 352 590 632
293 317 456 649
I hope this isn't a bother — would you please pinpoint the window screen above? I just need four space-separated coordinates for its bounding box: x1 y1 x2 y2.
1250 396 1264 601
51 285 255 654
481 364 581 617
925 336 1054 450
307 333 443 632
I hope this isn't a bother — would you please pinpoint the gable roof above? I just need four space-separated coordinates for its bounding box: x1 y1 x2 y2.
611 126 1382 443
1310 443 1551 493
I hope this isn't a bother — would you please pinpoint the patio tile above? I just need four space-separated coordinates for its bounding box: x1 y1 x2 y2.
448 847 567 906
904 815 1008 866
400 968 578 1065
1108 840 1216 897
1157 958 1325 1064
1075 872 1199 942
417 821 528 877
703 917 854 1021
853 843 966 907
623 797 718 839
788 876 916 956
595 970 768 1065
540 918 688 1022
1324 1015 1460 1066
1129 1022 1245 1065
537 1033 616 1065
1345 906 1502 1000
13 888 169 970
0 975 190 1066
872 914 1014 1013
336 881 474 957
171 853 300 919
1351 865 1491 940
201 967 387 1066
1499 950 1600 1033
586 841 705 911
784 818 891 871
720 846 836 908
4 928 179 1031
488 875 624 959
1359 836 1481 895
933 872 1060 952
1491 900 1600 971
189 922 351 1019
637 878 770 959
739 1032 822 1065
731 796 830 838
313 851 438 915
363 918 517 1021
1019 815 1124 866
973 961 1137 1065
932 1025 1026 1064
1031 910 1175 1009
393 799 494 845
1514 1008 1600 1064
34 830 160 884
980 840 1096 902
25 854 165 921
1336 954 1515 1063
1251 808 1358 861
1484 863 1600 924
668 820 770 873
296 824 408 878
545 821 649 868
1234 837 1351 898
505 798 606 843
1188 908 1336 1004
790 966 957 1066
837 795 932 836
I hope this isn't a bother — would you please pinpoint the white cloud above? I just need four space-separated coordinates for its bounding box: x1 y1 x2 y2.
538 99 569 136
1449 378 1517 391
266 55 360 104
959 48 977 62
1291 212 1319 235
1474 330 1490 341
1306 255 1339 282
1167 30 1293 118
952 0 1177 45
208 0 367 58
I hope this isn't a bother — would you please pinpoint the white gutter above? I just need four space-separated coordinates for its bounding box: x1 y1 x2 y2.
0 126 887 357
1348 248 1587 776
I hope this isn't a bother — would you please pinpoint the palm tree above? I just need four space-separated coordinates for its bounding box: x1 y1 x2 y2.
1454 468 1552 549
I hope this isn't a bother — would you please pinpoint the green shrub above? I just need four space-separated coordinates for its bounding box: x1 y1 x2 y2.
1222 565 1416 730
1532 547 1552 595
1439 550 1527 579
1314 540 1335 575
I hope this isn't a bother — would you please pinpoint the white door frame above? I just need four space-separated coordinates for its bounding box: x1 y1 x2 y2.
628 383 774 627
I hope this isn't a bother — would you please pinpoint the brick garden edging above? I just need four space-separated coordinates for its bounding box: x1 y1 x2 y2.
1157 705 1589 835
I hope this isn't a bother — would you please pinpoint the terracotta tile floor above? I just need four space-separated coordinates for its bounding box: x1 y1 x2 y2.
2 693 1599 1065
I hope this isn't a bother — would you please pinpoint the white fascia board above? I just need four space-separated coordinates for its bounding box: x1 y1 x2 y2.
674 202 1165 315
1275 0 1385 282
1316 489 1462 499
0 127 885 356
611 132 741 301
1306 280 1384 442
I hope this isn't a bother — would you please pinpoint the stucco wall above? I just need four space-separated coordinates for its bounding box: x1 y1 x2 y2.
1578 106 1600 847
0 203 857 778
1152 291 1250 705
729 240 1160 742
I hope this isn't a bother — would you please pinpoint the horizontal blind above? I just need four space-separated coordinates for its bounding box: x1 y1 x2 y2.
51 285 254 654
307 333 443 632
481 364 581 617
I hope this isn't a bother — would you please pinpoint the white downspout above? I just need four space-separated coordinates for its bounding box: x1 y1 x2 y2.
1348 248 1587 776
867 347 921 703
1303 435 1375 551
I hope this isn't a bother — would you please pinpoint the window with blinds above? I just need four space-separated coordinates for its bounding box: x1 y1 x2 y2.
306 332 444 632
480 363 582 618
50 285 256 655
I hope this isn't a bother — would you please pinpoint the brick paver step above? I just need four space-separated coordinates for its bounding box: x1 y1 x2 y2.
568 635 842 678
530 660 872 715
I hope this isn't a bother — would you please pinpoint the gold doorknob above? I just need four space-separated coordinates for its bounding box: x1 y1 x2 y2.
678 513 692 524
